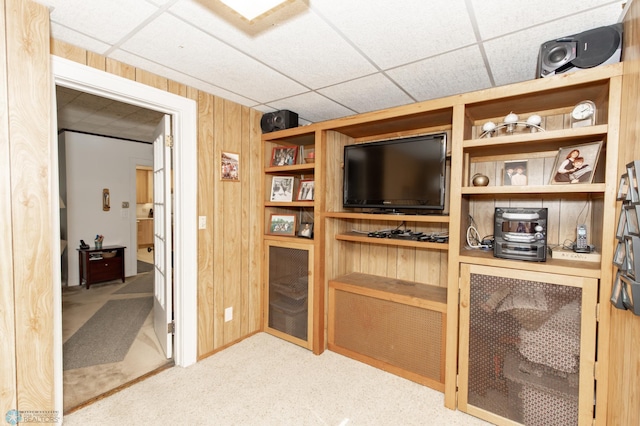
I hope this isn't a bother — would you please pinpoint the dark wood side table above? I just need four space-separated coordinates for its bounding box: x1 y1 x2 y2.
77 245 126 289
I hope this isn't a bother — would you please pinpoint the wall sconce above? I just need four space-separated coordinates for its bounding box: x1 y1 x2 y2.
480 113 544 138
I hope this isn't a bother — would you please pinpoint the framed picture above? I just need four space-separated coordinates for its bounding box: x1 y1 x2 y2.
298 222 314 238
610 270 626 310
625 235 639 280
269 214 296 236
618 173 630 201
503 160 528 186
626 160 640 203
270 146 298 167
626 205 640 237
549 141 602 184
617 207 628 241
297 179 315 201
613 240 627 269
270 176 295 202
221 151 239 181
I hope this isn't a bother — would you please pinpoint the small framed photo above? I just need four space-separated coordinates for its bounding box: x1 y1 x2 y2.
610 270 626 310
617 207 628 241
270 146 298 167
269 214 296 236
270 176 295 202
503 160 528 186
625 235 640 280
614 240 627 270
626 160 640 203
297 179 315 201
298 222 314 238
625 205 640 237
618 173 630 201
221 151 239 181
550 141 602 184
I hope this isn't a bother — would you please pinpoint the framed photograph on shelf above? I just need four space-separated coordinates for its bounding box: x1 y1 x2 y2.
270 176 295 202
221 151 239 181
297 179 315 201
549 141 602 184
626 160 640 203
298 222 314 238
503 160 528 186
270 146 298 167
268 214 296 236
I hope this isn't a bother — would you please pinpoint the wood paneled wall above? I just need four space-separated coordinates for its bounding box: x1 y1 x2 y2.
48 40 264 359
1 0 55 417
607 3 640 424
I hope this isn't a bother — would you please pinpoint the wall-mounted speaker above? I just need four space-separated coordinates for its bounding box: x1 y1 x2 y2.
536 23 622 78
260 109 299 133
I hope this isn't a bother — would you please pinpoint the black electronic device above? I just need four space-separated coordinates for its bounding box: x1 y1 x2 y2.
494 207 548 262
343 133 447 213
260 110 298 133
575 224 590 253
79 239 90 250
536 23 622 78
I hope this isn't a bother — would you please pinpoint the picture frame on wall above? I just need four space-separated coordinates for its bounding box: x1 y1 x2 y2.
617 207 628 241
503 160 528 186
626 160 640 203
270 176 295 202
611 270 626 310
614 240 627 270
221 151 239 181
625 205 640 237
549 141 602 184
297 179 315 201
618 173 630 201
270 146 298 167
268 214 296 236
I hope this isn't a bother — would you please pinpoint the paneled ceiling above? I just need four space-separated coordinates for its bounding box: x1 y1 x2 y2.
40 0 628 143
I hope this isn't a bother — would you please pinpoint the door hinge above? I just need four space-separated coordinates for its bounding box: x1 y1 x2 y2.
166 134 174 148
168 321 175 334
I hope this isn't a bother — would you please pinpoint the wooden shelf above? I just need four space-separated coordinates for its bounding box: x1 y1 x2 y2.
324 211 450 223
265 163 315 174
265 201 315 207
463 125 608 151
458 250 601 279
336 232 449 250
461 183 606 195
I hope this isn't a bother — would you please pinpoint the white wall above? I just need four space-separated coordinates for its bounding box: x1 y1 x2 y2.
64 131 153 286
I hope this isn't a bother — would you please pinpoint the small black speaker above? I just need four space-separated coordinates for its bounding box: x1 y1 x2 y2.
537 23 622 78
260 110 298 133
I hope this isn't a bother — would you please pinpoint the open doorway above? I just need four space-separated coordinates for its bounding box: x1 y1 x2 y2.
52 56 198 417
57 88 172 412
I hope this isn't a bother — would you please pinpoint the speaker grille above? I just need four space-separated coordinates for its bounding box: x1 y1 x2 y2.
332 289 443 384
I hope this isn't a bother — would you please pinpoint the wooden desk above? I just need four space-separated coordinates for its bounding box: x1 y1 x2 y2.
77 245 126 289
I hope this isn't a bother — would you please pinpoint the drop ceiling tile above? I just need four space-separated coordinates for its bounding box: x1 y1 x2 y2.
47 0 159 45
387 46 491 101
309 0 477 70
50 23 111 56
318 73 414 113
267 92 356 123
116 13 308 103
485 6 626 87
170 1 376 89
472 0 626 40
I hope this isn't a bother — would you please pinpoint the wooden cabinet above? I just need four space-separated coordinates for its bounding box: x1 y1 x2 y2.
137 219 153 249
136 169 153 203
77 245 126 289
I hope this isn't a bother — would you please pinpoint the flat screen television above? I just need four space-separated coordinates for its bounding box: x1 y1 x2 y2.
343 133 447 213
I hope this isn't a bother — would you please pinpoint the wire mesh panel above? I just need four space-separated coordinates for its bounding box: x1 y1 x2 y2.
268 246 309 341
467 273 582 425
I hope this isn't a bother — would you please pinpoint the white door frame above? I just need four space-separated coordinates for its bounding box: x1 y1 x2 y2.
51 55 198 395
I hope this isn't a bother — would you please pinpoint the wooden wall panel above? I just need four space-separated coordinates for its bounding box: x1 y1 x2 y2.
6 0 54 413
0 0 17 418
607 3 640 424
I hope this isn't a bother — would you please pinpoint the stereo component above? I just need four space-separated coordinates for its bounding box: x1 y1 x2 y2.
260 109 299 133
536 23 622 78
494 207 548 262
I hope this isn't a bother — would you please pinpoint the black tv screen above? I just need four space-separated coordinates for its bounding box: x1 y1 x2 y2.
343 133 447 212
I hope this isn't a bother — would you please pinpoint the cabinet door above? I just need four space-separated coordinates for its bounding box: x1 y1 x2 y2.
458 264 597 426
264 240 313 350
136 169 148 203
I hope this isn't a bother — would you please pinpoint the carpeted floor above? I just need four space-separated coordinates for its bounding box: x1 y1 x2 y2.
137 260 154 273
63 297 153 370
113 272 153 295
63 333 491 425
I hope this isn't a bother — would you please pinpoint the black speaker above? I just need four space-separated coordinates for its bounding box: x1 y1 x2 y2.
537 23 622 78
260 110 298 133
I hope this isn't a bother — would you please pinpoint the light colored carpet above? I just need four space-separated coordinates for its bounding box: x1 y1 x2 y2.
63 333 490 425
137 260 154 273
63 297 153 370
